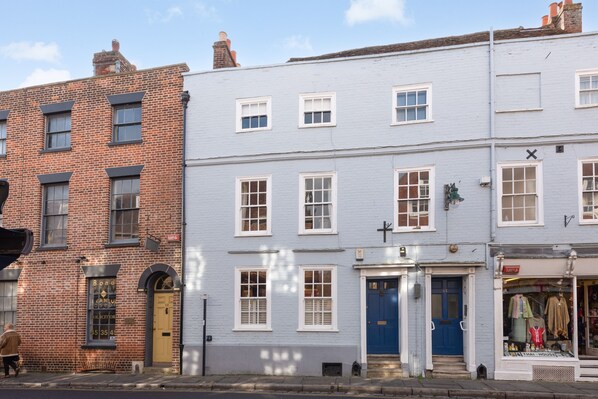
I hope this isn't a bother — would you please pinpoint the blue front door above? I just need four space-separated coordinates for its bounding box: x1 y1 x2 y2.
367 279 399 354
431 277 463 355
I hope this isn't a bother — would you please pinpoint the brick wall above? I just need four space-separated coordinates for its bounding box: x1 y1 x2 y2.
0 63 188 372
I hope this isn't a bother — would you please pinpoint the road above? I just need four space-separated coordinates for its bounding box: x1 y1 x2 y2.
0 388 452 399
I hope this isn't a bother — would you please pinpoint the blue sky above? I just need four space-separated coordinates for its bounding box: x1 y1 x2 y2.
1 0 596 91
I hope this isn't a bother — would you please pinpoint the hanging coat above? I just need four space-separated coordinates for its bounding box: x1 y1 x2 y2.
545 295 570 338
508 294 533 319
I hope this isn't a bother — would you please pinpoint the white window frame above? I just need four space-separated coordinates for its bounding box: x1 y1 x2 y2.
0 120 6 156
579 158 598 224
298 172 337 235
497 161 544 227
298 92 336 128
234 267 271 331
394 166 435 232
391 83 433 125
235 175 272 236
298 265 337 332
575 69 598 108
235 96 272 133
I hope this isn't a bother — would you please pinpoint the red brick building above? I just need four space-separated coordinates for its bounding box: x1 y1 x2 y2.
0 40 188 373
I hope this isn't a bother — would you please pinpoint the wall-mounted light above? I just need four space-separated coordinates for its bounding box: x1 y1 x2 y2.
399 246 407 257
495 251 504 278
75 256 88 264
444 183 465 211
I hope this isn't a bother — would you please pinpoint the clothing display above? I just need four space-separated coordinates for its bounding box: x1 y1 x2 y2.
508 294 533 319
526 316 547 343
545 295 570 339
511 318 527 342
529 326 545 347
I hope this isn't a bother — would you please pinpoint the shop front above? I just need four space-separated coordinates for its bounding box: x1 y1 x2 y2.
493 250 598 381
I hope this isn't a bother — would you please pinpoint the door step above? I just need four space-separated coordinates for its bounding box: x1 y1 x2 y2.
431 355 471 379
579 359 598 380
144 366 176 375
367 355 403 379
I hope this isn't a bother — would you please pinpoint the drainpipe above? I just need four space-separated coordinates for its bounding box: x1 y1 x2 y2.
487 27 497 270
179 90 190 375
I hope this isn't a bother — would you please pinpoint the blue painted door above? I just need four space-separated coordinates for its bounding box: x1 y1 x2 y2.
431 277 463 355
367 279 399 354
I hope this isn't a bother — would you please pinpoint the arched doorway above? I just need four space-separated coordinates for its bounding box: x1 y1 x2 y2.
152 274 174 364
137 264 181 367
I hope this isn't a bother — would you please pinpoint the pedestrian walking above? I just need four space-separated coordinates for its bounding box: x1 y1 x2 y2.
0 322 21 378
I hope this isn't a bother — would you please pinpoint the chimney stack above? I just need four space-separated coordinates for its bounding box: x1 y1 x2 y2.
92 39 137 76
213 31 239 69
543 1 582 33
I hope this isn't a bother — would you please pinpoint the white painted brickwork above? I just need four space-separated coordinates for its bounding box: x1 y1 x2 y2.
182 32 598 376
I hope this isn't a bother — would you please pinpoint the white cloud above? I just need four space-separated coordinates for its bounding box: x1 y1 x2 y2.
19 68 71 88
146 6 184 24
345 0 411 26
282 35 313 52
194 1 218 19
0 41 61 63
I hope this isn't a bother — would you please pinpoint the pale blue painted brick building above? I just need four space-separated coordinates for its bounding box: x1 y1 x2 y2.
182 2 598 381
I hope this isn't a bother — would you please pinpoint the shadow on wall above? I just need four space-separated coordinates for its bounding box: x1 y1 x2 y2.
183 346 304 376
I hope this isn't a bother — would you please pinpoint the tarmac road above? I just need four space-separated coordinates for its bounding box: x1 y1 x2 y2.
0 388 452 399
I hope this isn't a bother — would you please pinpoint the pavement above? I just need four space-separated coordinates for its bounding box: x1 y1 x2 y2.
1 371 598 398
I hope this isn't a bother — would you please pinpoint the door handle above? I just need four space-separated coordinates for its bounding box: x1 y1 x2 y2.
431 321 436 331
459 320 467 331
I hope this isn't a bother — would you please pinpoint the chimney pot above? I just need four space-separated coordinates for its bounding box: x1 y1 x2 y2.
549 2 558 18
541 15 549 26
213 32 238 69
563 0 572 4
112 39 120 52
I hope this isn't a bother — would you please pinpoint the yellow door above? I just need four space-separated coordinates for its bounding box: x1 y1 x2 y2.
153 293 173 363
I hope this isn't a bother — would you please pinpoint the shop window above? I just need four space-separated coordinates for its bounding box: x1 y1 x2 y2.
502 278 573 358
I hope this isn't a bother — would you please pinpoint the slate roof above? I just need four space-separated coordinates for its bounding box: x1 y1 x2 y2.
287 26 567 63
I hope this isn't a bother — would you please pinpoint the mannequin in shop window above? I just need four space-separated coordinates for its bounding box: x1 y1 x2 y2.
508 294 533 342
545 290 570 339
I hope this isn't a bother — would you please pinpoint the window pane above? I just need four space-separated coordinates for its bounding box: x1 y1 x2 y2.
407 91 416 106
110 177 140 241
406 108 416 121
448 294 459 318
432 294 442 319
397 92 406 107
88 278 116 342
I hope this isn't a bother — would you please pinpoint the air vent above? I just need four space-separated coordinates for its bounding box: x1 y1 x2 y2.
322 362 342 376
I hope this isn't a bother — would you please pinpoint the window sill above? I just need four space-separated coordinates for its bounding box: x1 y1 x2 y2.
81 344 117 350
235 128 272 134
232 328 272 332
298 231 338 236
39 147 72 154
297 328 339 333
37 245 68 252
575 104 598 110
298 124 336 129
235 233 272 238
495 108 543 114
0 155 5 159
497 223 544 228
108 139 143 147
391 119 434 127
394 228 436 233
104 240 140 248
